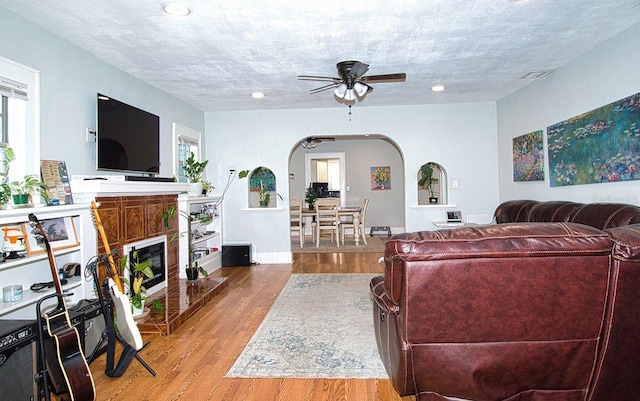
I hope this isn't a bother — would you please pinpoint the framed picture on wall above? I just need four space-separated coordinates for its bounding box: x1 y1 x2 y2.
23 216 78 254
371 166 391 190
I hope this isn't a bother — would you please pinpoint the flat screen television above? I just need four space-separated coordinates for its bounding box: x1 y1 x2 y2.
96 93 160 175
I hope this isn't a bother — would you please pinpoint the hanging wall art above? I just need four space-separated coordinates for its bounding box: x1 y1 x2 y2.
548 91 640 187
513 130 544 182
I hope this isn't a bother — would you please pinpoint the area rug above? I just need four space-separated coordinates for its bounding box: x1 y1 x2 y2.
291 234 388 254
226 273 388 379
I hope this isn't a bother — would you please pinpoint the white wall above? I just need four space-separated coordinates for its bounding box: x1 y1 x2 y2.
497 22 640 204
0 8 204 179
206 102 498 263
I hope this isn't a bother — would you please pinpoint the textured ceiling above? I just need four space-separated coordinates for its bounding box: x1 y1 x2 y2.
2 0 640 111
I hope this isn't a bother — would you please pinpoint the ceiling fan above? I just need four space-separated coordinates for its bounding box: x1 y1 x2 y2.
301 136 335 149
298 60 406 103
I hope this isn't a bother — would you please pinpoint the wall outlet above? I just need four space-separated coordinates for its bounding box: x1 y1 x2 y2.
452 179 459 189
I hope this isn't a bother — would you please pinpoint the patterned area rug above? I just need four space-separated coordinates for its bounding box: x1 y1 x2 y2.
226 273 388 379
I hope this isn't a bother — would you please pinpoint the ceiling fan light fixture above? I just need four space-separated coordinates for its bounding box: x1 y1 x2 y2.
334 83 347 98
353 82 368 97
344 89 356 101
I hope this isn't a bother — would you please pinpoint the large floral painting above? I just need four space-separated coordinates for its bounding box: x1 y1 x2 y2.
513 130 544 182
548 92 640 186
371 166 391 190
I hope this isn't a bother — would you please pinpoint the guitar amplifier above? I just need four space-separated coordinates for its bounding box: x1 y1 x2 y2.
0 319 38 401
69 298 106 359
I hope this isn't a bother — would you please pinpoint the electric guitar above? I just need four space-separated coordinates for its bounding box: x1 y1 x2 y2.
90 201 144 351
28 213 96 401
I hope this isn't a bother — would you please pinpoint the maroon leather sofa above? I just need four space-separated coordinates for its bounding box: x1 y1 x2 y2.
371 200 640 401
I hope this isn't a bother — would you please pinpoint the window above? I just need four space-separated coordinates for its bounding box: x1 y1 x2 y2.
0 57 39 181
173 123 201 183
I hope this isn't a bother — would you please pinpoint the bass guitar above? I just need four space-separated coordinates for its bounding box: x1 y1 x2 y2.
29 213 96 401
90 201 144 351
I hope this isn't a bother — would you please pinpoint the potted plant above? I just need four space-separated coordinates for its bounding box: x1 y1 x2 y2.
305 184 318 210
0 146 15 209
164 204 211 280
183 152 209 196
120 251 164 315
201 180 214 195
9 174 49 206
418 163 439 204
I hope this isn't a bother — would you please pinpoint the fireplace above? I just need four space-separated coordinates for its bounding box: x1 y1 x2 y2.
123 235 167 296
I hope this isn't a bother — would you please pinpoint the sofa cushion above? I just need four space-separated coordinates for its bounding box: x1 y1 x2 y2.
569 203 640 229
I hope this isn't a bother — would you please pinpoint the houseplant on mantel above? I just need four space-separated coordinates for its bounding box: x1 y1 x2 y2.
183 152 209 196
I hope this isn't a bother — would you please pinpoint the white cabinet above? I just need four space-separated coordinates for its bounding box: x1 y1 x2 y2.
177 195 222 278
0 204 92 319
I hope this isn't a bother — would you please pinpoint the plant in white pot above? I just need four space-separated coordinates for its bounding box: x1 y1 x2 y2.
120 251 164 316
183 152 209 196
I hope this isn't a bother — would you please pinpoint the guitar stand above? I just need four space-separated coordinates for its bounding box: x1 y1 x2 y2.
86 259 156 378
34 293 67 401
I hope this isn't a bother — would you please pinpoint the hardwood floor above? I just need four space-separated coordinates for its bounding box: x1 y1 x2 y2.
88 252 415 401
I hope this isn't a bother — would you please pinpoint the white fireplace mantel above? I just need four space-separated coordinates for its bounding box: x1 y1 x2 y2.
71 179 189 203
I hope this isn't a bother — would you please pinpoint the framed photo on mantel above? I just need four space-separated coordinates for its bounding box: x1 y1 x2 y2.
40 160 73 205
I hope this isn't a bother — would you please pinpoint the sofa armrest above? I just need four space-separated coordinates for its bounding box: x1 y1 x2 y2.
370 275 398 314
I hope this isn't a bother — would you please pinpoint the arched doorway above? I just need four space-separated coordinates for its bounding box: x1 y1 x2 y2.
288 134 405 250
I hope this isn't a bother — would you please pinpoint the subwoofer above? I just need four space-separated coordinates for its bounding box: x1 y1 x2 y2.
0 320 38 401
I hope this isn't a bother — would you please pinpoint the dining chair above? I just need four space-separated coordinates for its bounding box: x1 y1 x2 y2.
290 199 305 247
314 197 341 247
341 198 369 245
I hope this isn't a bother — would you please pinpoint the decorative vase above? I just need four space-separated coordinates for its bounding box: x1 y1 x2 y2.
186 267 199 281
429 197 438 204
259 200 269 207
188 182 203 196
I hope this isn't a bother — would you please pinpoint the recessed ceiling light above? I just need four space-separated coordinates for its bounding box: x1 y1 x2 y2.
252 92 264 99
431 85 445 92
162 2 191 17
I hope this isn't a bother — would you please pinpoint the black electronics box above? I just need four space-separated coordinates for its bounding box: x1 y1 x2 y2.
222 243 252 266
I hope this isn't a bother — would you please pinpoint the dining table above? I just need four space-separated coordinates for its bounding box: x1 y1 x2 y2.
301 205 363 246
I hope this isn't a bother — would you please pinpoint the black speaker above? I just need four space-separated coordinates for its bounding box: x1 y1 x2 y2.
0 320 38 401
222 243 252 266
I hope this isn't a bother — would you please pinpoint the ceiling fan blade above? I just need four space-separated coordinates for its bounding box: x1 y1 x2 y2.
350 62 370 78
360 73 406 83
297 75 341 83
313 137 335 142
309 83 340 94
